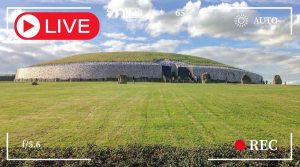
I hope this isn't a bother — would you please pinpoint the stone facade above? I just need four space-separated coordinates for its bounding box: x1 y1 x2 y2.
272 75 282 85
15 62 163 82
190 66 263 83
14 61 263 84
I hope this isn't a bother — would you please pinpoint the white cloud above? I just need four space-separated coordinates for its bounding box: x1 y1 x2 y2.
184 1 253 37
247 0 300 4
164 2 298 46
105 0 299 47
105 0 163 31
0 30 100 74
105 0 154 19
101 40 126 52
286 80 300 85
204 0 300 5
249 15 299 46
126 39 189 52
181 46 300 84
284 40 300 49
28 0 107 4
101 39 188 52
7 9 25 23
102 32 147 41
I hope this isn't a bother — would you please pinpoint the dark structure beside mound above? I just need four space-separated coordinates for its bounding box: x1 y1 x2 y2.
14 52 264 84
201 72 211 83
118 75 127 84
273 75 282 85
0 74 15 81
241 74 251 84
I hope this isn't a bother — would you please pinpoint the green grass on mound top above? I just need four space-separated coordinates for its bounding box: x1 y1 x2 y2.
33 51 232 67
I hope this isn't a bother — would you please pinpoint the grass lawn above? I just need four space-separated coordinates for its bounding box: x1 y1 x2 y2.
0 82 299 148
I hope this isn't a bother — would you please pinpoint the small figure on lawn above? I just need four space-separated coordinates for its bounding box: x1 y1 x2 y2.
32 79 39 86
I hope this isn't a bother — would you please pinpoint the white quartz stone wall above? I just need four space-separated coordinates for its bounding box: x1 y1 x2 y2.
15 61 263 83
190 66 263 83
15 62 163 81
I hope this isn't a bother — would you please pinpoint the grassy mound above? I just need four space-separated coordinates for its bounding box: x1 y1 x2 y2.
33 51 231 67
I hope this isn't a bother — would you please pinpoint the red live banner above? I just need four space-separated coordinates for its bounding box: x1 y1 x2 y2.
14 12 100 40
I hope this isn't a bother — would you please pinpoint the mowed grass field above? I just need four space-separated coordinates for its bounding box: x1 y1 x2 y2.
0 82 299 148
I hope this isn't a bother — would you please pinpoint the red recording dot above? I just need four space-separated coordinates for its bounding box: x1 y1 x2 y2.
234 139 246 151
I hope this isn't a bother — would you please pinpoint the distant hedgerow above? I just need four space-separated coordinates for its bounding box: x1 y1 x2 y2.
1 144 299 167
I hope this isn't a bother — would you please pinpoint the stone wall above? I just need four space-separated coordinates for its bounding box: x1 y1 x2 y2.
15 62 162 82
14 61 263 84
190 66 263 84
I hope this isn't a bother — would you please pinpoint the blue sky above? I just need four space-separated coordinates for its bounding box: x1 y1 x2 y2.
0 0 299 84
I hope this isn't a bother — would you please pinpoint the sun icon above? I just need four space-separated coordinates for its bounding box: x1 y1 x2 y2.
234 14 249 28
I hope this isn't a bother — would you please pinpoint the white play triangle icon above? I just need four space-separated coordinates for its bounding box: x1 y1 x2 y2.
23 20 35 32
